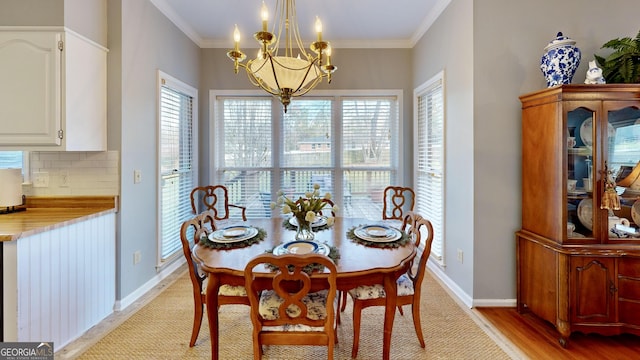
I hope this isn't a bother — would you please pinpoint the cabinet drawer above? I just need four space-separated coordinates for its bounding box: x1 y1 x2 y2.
618 258 640 278
619 278 640 300
619 299 640 325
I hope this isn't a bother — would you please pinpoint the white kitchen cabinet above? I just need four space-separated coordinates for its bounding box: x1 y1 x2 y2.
0 28 107 151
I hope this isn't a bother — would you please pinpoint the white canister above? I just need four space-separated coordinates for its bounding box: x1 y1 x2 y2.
0 168 23 207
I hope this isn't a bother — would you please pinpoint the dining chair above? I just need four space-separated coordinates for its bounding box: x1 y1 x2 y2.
190 185 247 221
244 253 338 360
179 210 249 347
382 186 416 221
347 211 434 358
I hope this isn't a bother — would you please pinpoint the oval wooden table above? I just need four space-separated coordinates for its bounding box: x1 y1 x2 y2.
192 217 416 360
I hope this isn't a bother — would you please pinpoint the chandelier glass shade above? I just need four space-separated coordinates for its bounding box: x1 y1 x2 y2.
227 0 337 112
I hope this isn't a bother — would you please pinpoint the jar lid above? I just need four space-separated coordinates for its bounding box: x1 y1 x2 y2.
544 32 576 51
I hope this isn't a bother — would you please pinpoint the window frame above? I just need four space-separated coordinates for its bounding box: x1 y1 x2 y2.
414 70 446 265
156 70 198 267
209 89 403 219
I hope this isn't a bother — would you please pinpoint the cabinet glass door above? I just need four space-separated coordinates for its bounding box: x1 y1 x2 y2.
567 108 594 239
607 107 640 239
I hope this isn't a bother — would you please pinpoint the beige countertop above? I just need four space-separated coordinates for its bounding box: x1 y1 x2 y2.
0 196 118 241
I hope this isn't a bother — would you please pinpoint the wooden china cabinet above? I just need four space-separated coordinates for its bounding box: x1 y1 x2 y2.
517 84 640 346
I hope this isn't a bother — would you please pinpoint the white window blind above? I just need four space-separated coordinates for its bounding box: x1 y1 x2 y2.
215 97 273 219
0 151 23 168
415 74 445 263
212 92 401 220
158 72 197 263
342 98 397 217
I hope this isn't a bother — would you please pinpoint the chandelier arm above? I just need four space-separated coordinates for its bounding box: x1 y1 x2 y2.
290 60 318 94
290 76 322 98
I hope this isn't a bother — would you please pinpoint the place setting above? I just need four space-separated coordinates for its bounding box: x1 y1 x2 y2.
347 223 410 248
199 224 266 249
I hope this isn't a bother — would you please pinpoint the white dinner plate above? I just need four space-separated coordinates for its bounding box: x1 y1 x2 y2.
354 225 402 243
577 198 593 231
288 216 328 228
579 117 615 149
209 225 258 243
632 200 640 227
273 241 330 256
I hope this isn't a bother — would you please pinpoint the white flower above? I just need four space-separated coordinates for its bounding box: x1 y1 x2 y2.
276 190 284 196
282 204 292 214
305 191 313 198
270 202 276 209
313 183 320 190
305 211 316 222
324 192 331 200
332 205 339 212
326 217 335 226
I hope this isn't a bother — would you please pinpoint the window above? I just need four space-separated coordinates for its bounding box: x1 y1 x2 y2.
414 71 445 263
0 151 28 182
211 90 402 220
157 71 197 264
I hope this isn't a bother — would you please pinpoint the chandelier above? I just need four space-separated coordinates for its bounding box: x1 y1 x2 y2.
227 0 337 112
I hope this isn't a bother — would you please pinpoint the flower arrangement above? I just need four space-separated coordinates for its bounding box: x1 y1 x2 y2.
271 184 339 239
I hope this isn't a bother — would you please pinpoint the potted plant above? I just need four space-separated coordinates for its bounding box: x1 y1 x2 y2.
594 29 640 83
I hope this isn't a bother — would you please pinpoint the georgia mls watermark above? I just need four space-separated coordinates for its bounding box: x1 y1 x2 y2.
0 342 53 360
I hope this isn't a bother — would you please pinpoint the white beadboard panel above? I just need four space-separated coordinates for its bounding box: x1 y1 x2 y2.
6 213 116 347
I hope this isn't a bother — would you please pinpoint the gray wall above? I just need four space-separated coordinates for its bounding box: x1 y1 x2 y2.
0 0 106 46
412 0 640 302
412 0 475 299
0 0 64 26
109 0 200 299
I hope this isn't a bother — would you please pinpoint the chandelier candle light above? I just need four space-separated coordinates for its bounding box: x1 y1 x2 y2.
227 0 337 112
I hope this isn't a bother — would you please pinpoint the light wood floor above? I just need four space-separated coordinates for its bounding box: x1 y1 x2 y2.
475 307 640 359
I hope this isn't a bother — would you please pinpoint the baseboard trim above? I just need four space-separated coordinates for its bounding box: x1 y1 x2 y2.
114 258 186 311
427 262 516 308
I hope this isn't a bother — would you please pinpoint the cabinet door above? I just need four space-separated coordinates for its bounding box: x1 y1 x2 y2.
567 106 597 241
0 31 62 146
602 102 640 240
571 257 616 323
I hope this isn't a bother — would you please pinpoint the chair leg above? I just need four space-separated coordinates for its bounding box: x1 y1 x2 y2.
190 296 204 347
397 305 404 316
328 339 335 360
253 335 262 360
351 300 363 359
340 291 348 312
336 292 342 325
411 300 425 348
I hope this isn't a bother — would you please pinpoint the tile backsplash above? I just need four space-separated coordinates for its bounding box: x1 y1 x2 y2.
24 151 119 196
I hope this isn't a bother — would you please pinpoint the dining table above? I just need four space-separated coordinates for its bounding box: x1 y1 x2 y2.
191 216 417 360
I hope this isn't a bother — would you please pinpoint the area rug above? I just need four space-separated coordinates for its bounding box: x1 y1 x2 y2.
61 268 513 359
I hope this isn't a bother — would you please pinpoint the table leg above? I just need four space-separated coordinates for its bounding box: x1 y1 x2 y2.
382 274 398 360
206 275 220 360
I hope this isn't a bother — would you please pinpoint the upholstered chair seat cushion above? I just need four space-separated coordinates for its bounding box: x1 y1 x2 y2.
258 289 329 332
201 277 247 297
219 284 247 296
348 273 414 300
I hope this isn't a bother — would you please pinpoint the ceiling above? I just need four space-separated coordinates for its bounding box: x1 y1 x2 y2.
150 0 449 49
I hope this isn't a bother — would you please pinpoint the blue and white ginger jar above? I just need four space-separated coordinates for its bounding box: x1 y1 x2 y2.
540 32 581 87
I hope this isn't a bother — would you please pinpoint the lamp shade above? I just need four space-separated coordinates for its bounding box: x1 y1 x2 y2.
0 168 23 207
250 56 321 91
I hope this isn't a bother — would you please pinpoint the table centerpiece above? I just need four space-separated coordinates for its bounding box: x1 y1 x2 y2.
271 184 339 241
